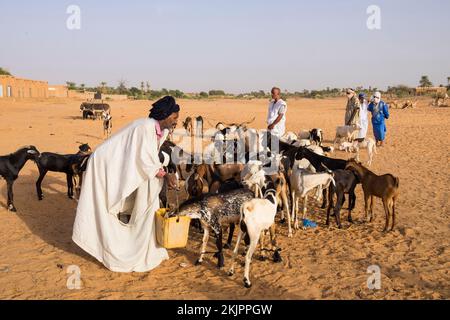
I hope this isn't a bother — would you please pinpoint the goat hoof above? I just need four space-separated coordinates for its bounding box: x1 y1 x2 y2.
195 259 202 266
228 270 234 277
7 205 17 212
244 279 252 288
288 232 293 238
223 243 231 250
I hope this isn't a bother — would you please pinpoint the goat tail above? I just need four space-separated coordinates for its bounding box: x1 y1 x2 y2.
330 175 336 187
395 176 400 189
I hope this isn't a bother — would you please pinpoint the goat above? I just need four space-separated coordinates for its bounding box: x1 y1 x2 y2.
182 117 193 136
294 147 347 208
158 140 180 208
185 165 209 199
70 154 90 201
228 181 282 288
281 131 298 144
0 146 40 212
290 163 335 230
345 160 399 232
326 169 360 228
175 189 255 268
35 144 92 200
339 138 377 166
195 116 204 139
309 128 323 146
102 111 112 138
334 125 360 146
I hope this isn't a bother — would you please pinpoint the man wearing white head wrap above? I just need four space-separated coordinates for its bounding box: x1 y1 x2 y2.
72 96 180 272
368 92 390 146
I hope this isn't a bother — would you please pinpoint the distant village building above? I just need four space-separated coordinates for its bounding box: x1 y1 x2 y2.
415 86 448 96
0 75 48 98
0 74 128 100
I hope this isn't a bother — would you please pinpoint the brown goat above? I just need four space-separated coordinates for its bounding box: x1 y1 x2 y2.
345 160 399 232
267 168 293 238
185 164 210 199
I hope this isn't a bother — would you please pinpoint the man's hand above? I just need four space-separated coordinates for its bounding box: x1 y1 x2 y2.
165 173 179 190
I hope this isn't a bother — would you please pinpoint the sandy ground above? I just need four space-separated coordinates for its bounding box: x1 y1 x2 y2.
0 97 448 300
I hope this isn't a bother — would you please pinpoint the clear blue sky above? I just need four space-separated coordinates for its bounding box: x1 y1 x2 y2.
1 0 449 93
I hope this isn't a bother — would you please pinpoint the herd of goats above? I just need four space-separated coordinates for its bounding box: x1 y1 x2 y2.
0 115 400 288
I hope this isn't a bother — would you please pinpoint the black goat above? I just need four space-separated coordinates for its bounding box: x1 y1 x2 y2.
0 146 40 211
35 144 92 200
326 169 360 228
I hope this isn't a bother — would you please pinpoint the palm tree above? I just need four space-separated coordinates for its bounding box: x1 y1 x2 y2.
419 76 433 88
100 82 107 93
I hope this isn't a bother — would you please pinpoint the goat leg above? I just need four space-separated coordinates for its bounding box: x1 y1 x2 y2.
36 169 47 200
334 192 344 229
369 196 374 222
281 192 292 238
6 180 16 212
382 200 390 232
215 230 224 269
195 225 209 265
228 229 244 276
244 237 258 288
223 223 235 249
67 174 74 199
320 188 328 209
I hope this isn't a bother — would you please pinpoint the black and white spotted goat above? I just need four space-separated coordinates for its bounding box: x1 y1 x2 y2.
175 188 254 269
0 146 40 212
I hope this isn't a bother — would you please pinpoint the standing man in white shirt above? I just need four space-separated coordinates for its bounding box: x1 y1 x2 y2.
267 87 287 137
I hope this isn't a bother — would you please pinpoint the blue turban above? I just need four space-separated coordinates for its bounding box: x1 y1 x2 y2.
149 96 180 120
358 92 366 99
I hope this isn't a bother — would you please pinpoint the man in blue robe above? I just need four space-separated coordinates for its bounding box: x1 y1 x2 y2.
368 91 390 146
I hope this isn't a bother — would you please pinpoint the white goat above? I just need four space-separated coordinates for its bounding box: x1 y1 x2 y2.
334 125 360 146
339 138 377 166
241 162 266 198
298 130 311 140
228 185 281 288
290 164 335 229
281 131 298 144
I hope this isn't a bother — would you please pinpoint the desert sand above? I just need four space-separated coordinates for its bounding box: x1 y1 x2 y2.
0 97 448 299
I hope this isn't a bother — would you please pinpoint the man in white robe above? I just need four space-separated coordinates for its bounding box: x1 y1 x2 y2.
357 92 369 140
267 87 287 137
72 96 179 272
